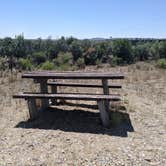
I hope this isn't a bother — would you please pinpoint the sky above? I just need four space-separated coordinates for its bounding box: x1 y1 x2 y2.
0 0 165 39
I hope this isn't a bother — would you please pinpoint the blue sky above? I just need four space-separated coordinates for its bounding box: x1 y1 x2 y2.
0 0 165 39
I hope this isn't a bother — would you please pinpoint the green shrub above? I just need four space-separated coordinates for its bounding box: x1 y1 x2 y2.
76 57 85 69
112 39 133 64
109 56 123 66
40 61 55 70
159 41 166 58
32 52 47 65
18 58 32 70
54 52 73 65
156 59 166 69
54 52 73 70
133 43 151 61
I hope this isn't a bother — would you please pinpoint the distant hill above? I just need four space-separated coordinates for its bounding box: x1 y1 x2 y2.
87 37 107 41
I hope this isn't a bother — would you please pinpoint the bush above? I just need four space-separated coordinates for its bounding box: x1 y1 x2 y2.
84 47 98 65
133 43 151 61
112 39 133 64
156 59 166 69
54 52 73 65
109 56 123 66
159 41 166 58
70 40 82 62
40 61 55 70
54 52 73 70
76 57 85 69
18 58 32 70
32 52 47 65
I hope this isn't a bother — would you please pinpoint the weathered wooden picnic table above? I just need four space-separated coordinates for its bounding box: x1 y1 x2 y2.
13 71 124 127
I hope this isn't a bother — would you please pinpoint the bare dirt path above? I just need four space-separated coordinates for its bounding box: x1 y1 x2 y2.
0 63 166 165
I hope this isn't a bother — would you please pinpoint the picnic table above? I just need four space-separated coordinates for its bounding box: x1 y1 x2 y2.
13 71 124 127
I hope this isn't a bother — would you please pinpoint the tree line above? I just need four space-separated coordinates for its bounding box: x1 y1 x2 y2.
0 35 166 70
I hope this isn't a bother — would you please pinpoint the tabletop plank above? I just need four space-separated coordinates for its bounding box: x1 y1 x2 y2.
22 71 124 79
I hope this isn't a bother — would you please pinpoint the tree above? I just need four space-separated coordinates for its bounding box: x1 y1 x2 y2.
95 42 108 62
70 40 82 62
149 41 160 60
84 47 98 65
81 39 91 51
55 37 69 53
1 37 15 56
32 38 43 52
133 43 150 61
66 36 75 45
14 35 26 58
1 37 15 72
24 39 33 55
112 39 133 64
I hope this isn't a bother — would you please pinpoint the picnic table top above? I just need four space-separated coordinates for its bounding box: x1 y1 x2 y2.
22 71 124 80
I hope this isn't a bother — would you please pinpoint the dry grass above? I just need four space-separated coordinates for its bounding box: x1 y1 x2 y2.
0 62 166 165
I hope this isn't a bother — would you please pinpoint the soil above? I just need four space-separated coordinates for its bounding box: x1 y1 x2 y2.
0 62 166 165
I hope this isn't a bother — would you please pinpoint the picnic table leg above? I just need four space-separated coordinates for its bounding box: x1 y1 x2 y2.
97 100 110 127
27 99 38 119
102 79 110 112
40 79 49 110
51 84 57 105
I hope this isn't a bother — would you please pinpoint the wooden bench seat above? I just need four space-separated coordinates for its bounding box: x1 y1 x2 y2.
47 81 122 89
13 93 120 101
13 93 121 127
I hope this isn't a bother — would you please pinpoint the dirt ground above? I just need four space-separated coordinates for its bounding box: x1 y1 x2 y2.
0 62 166 166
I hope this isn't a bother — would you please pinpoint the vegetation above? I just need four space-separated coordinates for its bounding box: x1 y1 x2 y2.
54 52 73 70
156 59 166 69
18 58 32 70
40 61 55 70
0 35 166 70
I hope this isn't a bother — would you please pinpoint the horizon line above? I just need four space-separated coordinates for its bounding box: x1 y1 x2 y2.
0 35 166 40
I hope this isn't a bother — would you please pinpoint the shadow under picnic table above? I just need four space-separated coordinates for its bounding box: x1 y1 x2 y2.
15 104 134 137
